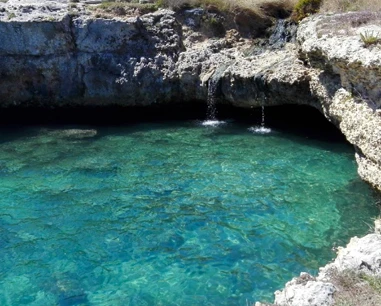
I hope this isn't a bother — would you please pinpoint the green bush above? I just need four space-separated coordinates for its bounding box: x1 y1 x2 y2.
292 0 322 21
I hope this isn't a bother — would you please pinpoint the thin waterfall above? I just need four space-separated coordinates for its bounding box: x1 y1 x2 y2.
248 99 271 134
206 77 218 121
202 67 227 127
261 105 265 128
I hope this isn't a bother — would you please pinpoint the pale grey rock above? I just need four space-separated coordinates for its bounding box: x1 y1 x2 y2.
0 8 185 106
73 17 140 53
219 45 315 108
0 0 69 22
297 12 381 107
44 128 98 139
274 272 335 306
263 220 381 306
297 13 381 191
375 219 381 235
319 234 381 279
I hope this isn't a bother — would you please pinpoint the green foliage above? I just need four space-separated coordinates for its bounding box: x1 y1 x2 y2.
361 273 381 293
292 0 322 21
360 31 381 47
7 12 15 20
155 0 165 8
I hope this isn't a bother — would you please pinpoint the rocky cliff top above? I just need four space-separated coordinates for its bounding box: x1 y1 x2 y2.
0 0 70 21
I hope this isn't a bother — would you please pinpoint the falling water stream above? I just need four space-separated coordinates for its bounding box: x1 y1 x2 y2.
248 105 272 134
203 77 225 127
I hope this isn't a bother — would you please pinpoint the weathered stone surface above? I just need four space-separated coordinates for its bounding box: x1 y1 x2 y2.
0 0 69 22
220 45 315 108
297 13 381 191
298 12 381 106
319 234 381 279
274 272 335 306
267 222 381 306
0 16 73 55
0 8 185 106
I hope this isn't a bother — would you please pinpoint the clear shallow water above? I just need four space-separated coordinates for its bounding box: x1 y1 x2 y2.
0 121 378 306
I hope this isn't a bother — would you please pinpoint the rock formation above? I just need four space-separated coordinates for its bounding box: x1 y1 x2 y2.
256 221 381 306
1 1 381 305
1 2 380 192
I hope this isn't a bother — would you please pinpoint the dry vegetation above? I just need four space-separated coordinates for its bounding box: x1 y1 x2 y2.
91 0 381 20
320 0 381 13
89 1 158 18
158 0 381 14
159 0 297 14
330 269 381 306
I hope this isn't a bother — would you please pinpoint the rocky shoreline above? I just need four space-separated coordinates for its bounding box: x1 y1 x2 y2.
256 220 381 306
0 1 381 304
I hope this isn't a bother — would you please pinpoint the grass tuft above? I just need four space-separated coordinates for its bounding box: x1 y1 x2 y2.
360 30 381 46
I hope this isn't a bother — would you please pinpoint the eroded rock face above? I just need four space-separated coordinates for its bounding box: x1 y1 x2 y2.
0 4 185 106
297 12 381 191
0 3 380 192
298 12 381 107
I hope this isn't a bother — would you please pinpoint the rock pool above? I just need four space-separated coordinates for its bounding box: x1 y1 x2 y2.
0 120 378 305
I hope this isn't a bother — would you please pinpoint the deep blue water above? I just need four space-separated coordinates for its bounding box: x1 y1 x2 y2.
0 121 378 305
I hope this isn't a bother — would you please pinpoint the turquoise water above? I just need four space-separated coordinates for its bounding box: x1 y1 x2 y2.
0 121 378 305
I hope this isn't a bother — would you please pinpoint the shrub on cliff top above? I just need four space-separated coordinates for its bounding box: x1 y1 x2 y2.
291 0 322 21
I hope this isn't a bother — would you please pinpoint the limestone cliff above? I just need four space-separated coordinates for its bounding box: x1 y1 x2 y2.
297 12 381 192
0 1 380 192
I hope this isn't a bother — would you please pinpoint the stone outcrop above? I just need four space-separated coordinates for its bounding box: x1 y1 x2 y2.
0 1 185 106
297 12 381 191
256 223 381 306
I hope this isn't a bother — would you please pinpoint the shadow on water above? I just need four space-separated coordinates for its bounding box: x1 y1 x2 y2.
0 104 349 152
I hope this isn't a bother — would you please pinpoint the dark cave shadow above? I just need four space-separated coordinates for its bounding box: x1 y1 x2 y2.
0 104 350 153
